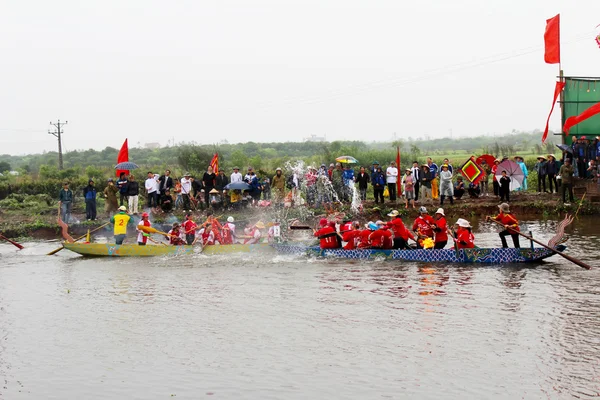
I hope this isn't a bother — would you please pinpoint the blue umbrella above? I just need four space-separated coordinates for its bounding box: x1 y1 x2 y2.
114 161 139 170
556 144 573 154
224 182 251 190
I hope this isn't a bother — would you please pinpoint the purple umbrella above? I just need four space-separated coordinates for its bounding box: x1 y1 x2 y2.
494 160 524 191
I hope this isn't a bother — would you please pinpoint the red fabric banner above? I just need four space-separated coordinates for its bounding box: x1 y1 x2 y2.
563 101 600 135
542 81 565 143
116 139 129 177
209 153 219 175
544 14 560 64
395 146 401 195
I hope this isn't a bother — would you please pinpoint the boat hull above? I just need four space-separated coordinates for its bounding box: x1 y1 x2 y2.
272 244 565 264
63 243 197 257
201 243 274 255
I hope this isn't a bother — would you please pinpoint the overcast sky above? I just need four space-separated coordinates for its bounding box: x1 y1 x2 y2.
1 0 599 155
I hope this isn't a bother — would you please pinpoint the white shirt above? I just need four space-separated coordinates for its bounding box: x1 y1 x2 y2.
386 167 398 183
230 172 243 183
145 177 157 193
180 177 192 194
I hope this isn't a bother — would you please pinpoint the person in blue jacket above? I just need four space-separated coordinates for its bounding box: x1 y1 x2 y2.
342 164 355 201
83 179 98 221
371 166 386 204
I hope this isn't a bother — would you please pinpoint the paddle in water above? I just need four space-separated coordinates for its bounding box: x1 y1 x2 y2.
0 233 24 250
487 218 592 270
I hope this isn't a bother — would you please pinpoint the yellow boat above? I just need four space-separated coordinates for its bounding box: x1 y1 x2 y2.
63 243 197 257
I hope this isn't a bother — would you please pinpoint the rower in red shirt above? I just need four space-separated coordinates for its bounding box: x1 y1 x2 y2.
314 218 339 249
341 221 361 250
357 222 377 248
412 207 435 248
369 220 393 249
432 208 448 249
487 203 520 248
339 220 353 234
387 210 414 249
453 218 475 249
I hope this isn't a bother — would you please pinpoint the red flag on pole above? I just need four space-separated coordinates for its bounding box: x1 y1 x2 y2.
544 14 560 64
395 146 401 196
542 81 565 143
209 153 219 175
116 139 129 177
563 101 600 135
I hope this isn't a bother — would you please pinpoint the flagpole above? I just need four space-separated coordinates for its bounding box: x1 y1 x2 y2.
559 68 565 145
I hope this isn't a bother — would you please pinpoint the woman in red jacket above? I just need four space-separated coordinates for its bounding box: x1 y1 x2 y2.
453 218 475 249
432 208 448 249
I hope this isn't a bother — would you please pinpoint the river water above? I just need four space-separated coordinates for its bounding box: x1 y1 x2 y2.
1 217 600 399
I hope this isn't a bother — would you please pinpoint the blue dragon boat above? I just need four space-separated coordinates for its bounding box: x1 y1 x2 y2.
271 244 566 264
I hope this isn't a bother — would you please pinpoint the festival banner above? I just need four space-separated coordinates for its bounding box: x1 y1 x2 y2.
209 153 219 175
563 101 600 135
544 14 560 64
116 139 129 177
542 81 565 143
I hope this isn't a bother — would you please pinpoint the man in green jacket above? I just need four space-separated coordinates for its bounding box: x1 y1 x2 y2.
558 159 575 204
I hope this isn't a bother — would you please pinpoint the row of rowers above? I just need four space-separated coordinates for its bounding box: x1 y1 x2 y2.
134 211 269 246
314 204 521 251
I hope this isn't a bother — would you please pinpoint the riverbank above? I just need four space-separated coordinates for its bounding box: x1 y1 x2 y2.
1 191 598 240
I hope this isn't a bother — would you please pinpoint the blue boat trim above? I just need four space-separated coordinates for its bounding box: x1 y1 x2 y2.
271 244 566 263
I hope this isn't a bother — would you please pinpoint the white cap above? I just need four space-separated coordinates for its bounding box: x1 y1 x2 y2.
435 208 445 216
456 218 471 228
227 216 234 223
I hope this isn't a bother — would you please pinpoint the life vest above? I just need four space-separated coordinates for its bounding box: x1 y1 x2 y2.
113 213 131 235
137 220 151 244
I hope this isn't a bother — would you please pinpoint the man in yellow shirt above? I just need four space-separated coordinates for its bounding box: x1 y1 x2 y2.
110 206 133 244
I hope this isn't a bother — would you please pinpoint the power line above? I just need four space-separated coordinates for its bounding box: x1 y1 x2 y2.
48 120 67 170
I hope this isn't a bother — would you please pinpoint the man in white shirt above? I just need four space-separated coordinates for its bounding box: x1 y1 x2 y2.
386 161 399 202
145 172 158 208
230 167 243 183
180 173 193 210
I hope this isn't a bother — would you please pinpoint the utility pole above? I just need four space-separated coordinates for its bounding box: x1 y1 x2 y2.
48 120 67 170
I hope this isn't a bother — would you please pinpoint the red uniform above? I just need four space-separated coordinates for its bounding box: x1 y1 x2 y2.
200 229 215 245
492 212 520 233
340 222 353 233
314 226 339 249
168 229 185 245
456 228 475 249
389 217 415 241
182 219 197 236
221 224 234 244
357 229 373 248
342 230 361 250
432 217 448 243
370 228 393 249
412 215 434 238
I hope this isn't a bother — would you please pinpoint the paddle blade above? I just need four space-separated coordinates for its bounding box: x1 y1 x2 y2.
47 246 64 255
137 225 160 234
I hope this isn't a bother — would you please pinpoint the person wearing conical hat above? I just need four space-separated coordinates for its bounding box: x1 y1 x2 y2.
487 203 520 248
535 156 548 193
453 218 475 249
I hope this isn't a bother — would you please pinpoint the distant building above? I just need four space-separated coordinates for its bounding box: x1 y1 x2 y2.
303 134 326 142
144 143 161 149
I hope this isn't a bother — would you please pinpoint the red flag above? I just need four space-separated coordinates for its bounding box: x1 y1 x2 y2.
209 153 219 175
563 101 600 135
116 139 129 177
542 81 565 143
544 14 560 64
395 146 401 195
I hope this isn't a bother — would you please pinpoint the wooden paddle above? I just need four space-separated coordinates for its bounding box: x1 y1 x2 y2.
447 228 460 257
137 225 174 238
0 233 24 250
487 218 592 270
289 225 312 230
47 222 110 255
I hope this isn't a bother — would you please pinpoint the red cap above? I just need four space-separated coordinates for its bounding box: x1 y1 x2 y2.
319 218 328 226
581 136 587 139
328 221 336 228
141 212 149 218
